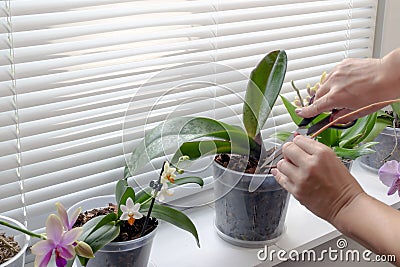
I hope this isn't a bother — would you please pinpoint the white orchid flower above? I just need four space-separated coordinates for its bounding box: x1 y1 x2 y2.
161 161 176 183
120 197 143 226
157 181 174 202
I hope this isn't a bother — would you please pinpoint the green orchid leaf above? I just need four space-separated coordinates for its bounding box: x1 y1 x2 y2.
90 213 118 234
118 187 135 217
124 117 257 179
66 259 75 267
135 188 153 205
377 109 393 120
280 95 303 125
243 50 287 138
361 141 379 148
78 256 87 267
355 113 378 144
80 213 118 241
80 223 120 266
172 140 252 163
316 128 341 147
340 113 377 148
333 144 376 160
363 115 392 142
172 176 204 187
270 131 292 142
115 179 129 205
141 203 200 248
339 133 362 148
391 102 400 118
80 216 105 241
280 95 331 128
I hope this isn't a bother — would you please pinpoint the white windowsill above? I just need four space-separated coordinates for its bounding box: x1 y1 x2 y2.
150 159 400 267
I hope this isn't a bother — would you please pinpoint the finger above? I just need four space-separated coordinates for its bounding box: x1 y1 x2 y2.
281 141 311 166
292 135 324 155
314 80 330 100
271 168 295 193
276 158 298 183
295 94 334 118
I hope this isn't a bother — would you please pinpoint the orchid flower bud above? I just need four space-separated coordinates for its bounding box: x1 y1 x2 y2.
292 96 302 108
75 241 95 259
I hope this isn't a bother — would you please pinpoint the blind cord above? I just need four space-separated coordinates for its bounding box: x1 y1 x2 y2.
344 0 354 58
5 0 28 229
211 0 219 119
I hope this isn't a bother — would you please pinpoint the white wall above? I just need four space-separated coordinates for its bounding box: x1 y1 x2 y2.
374 0 400 57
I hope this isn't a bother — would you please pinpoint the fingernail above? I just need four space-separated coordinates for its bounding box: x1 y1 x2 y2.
270 168 277 176
295 108 302 114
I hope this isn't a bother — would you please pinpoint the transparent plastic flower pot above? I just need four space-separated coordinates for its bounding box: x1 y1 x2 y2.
360 127 400 172
212 159 290 248
69 196 157 267
0 215 30 267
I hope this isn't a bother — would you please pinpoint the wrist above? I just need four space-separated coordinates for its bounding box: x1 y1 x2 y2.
331 191 368 236
379 48 400 100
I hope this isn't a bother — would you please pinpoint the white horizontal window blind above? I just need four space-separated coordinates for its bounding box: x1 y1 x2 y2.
0 0 378 230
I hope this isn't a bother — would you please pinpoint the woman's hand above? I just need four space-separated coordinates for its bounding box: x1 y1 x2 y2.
296 49 400 122
271 135 364 223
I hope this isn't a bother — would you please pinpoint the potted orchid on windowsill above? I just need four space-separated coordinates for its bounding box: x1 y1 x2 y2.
68 158 202 267
0 203 94 267
0 158 202 267
360 103 400 172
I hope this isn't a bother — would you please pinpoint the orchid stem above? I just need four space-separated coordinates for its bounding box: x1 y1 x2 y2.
0 220 44 240
291 80 304 107
310 99 400 138
141 196 153 206
140 162 165 237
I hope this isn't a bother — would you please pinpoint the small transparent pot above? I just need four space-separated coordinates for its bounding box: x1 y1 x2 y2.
0 216 30 267
360 127 400 172
69 196 157 267
212 159 290 248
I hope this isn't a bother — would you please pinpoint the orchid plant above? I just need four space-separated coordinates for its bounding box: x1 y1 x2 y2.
124 50 288 179
274 72 392 160
67 158 202 266
0 158 202 267
0 203 94 267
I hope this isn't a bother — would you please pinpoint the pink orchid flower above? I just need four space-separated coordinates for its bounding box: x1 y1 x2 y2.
56 202 81 230
378 160 400 196
31 214 83 267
